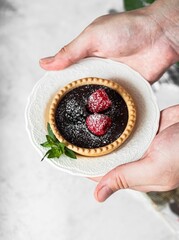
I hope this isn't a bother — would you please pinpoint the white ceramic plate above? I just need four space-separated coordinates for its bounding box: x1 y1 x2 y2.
25 57 160 177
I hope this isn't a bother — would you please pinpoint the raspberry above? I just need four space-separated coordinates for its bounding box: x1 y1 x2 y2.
86 114 112 136
87 89 112 113
65 99 87 124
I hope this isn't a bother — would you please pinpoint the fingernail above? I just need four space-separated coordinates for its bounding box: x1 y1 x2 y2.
97 185 113 202
40 56 54 64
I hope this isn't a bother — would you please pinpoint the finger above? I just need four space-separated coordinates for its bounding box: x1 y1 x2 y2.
39 32 91 70
94 157 162 202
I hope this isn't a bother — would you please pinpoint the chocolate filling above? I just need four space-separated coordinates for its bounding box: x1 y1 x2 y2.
55 84 128 148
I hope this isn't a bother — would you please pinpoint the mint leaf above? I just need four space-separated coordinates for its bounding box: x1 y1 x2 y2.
57 142 65 153
47 147 62 158
65 147 77 159
40 123 77 161
46 135 56 146
40 141 51 148
41 149 51 161
47 122 58 142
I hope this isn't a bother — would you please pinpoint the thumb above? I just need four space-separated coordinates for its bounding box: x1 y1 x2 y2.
39 32 91 70
94 157 162 202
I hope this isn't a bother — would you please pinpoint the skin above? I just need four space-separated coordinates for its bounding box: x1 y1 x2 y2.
39 0 179 202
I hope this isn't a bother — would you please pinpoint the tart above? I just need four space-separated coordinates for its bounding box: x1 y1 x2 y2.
49 77 136 157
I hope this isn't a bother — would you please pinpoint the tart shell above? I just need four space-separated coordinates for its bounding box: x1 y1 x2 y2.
49 77 136 157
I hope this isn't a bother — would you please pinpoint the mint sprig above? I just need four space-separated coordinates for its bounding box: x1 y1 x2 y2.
40 123 77 161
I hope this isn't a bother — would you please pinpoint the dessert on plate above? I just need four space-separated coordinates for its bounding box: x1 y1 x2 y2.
49 77 136 157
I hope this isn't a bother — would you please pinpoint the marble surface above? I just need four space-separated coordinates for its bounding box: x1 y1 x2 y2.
0 0 179 239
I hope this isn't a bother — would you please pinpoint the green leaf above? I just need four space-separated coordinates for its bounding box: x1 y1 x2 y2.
57 142 65 153
40 141 51 148
47 123 58 142
40 122 77 161
47 147 62 159
124 0 144 11
41 149 51 161
46 135 56 145
65 147 77 159
123 0 155 11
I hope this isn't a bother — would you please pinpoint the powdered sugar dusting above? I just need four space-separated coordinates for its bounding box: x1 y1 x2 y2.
55 85 128 148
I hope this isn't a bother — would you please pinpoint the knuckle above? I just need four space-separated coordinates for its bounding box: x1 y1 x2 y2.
59 45 68 54
57 45 71 59
57 45 75 65
112 167 129 190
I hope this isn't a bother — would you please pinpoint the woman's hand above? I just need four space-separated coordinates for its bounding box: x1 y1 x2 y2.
93 105 179 202
40 1 179 83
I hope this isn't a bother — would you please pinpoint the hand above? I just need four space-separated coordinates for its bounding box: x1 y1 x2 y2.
39 1 179 83
93 105 179 202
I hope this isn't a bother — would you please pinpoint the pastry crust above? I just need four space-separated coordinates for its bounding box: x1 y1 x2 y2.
49 77 136 157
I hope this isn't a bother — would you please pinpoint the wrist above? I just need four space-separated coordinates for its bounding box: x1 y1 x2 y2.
147 0 179 63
